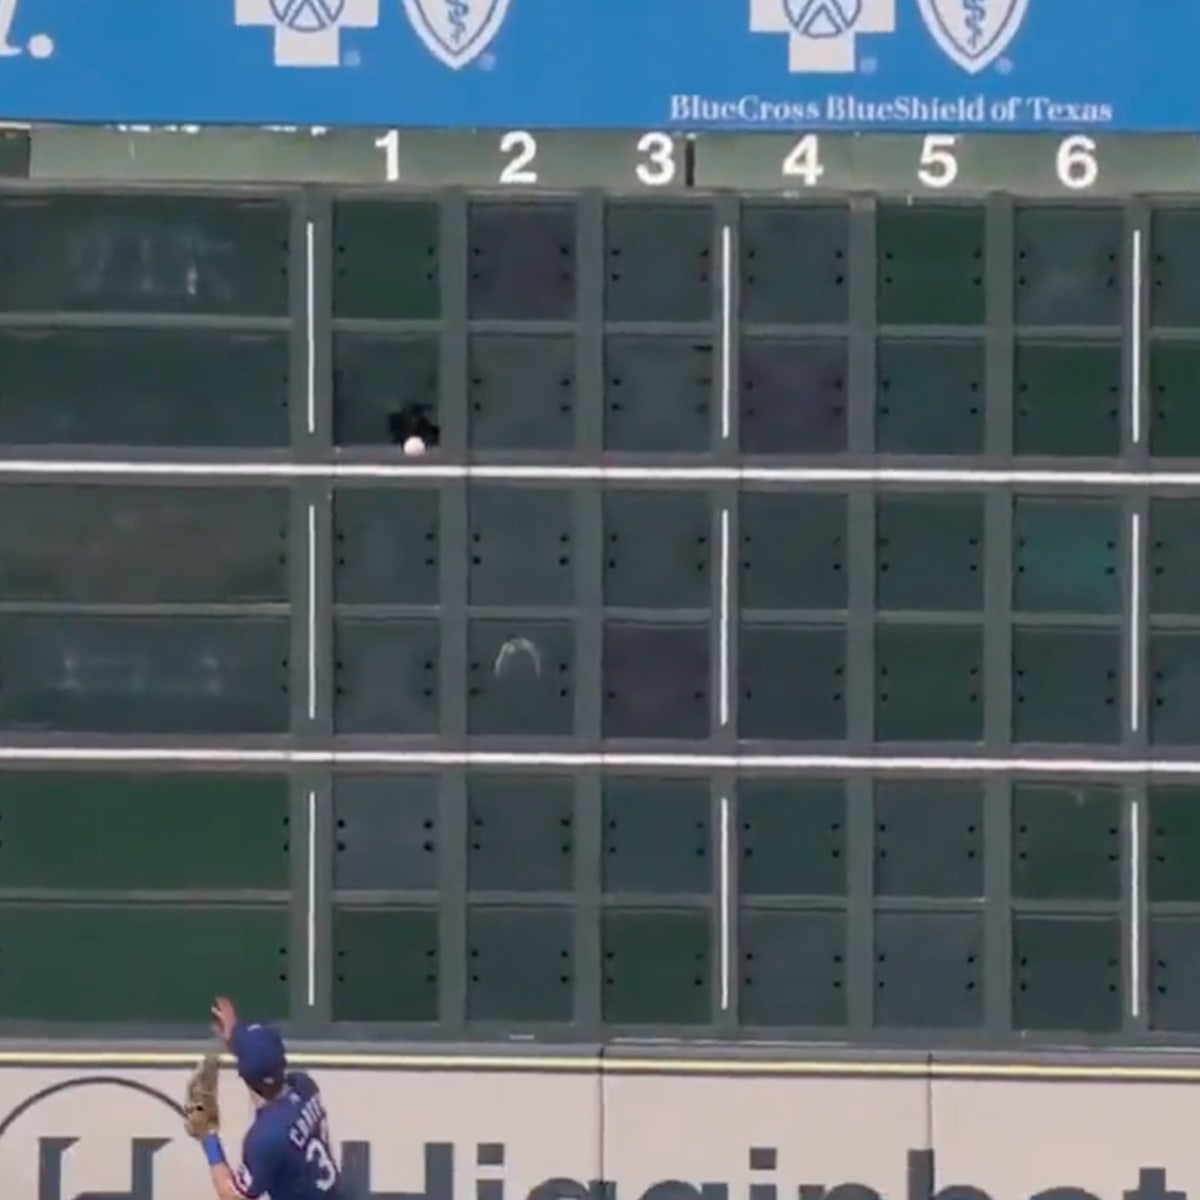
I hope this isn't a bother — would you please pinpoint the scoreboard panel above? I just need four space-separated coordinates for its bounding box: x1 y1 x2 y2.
4 131 1200 1043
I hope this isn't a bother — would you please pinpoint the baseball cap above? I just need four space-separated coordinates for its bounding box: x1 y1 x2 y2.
231 1022 287 1088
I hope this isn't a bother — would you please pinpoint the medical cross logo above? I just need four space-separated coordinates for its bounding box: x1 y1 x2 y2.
750 0 895 72
235 0 379 66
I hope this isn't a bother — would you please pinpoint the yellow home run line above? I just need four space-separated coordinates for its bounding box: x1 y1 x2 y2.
0 1052 1196 1082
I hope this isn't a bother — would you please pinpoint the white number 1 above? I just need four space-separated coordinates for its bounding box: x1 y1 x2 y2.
306 1139 338 1192
374 129 400 183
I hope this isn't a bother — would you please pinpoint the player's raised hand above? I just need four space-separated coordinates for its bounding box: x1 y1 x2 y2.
210 995 237 1045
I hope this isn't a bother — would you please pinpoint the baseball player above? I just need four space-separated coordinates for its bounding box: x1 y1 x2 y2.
184 995 344 1199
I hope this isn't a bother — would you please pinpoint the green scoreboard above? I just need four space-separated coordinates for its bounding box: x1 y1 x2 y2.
2 124 1200 1045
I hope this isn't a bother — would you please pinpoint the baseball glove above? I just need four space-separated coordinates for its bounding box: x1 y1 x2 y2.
183 1052 221 1139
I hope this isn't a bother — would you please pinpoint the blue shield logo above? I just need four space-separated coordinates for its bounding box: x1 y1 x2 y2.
916 0 1029 73
401 0 512 68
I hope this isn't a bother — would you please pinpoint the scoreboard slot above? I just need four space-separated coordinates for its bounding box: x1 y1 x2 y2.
466 617 576 737
1012 626 1122 744
332 616 440 735
0 614 290 735
332 907 440 1023
467 200 576 321
332 330 439 447
333 486 441 607
1012 340 1122 458
0 483 289 605
877 337 985 455
0 772 289 892
333 197 441 321
1148 498 1200 616
1149 341 1200 457
0 905 289 1023
1013 915 1122 1034
603 488 710 611
878 202 985 326
0 192 289 316
468 331 578 452
740 624 846 741
741 203 848 327
740 335 848 454
1014 205 1124 328
0 326 290 448
602 335 713 453
467 484 576 608
605 201 712 324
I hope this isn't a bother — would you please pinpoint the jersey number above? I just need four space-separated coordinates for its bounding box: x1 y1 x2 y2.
306 1139 338 1192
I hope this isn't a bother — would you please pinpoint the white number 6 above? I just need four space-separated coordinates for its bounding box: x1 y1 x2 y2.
1055 135 1099 190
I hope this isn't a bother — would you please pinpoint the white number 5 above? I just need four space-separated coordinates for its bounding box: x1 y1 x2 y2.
918 134 959 189
306 1139 338 1192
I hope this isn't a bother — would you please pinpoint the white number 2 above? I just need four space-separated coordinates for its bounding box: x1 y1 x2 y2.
499 130 538 184
306 1139 338 1192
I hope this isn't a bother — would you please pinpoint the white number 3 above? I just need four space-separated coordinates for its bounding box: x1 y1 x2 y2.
306 1139 338 1192
635 131 676 186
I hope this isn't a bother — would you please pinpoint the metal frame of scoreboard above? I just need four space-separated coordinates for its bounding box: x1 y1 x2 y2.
2 122 1200 1047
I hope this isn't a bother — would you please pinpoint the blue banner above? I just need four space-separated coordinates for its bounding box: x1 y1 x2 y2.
0 0 1194 132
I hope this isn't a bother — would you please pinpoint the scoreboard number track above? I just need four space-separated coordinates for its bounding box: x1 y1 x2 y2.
695 132 1200 195
22 125 1200 196
778 133 1098 191
373 127 685 189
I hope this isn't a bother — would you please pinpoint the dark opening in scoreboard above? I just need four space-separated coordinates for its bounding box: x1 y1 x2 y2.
2 123 1200 1045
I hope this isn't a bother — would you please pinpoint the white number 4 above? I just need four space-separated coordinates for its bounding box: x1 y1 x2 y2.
782 134 824 186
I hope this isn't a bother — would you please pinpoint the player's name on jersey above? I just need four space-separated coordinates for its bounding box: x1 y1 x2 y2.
22 125 1200 197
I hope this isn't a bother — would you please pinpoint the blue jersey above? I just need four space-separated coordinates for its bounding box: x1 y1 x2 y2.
232 1071 343 1200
